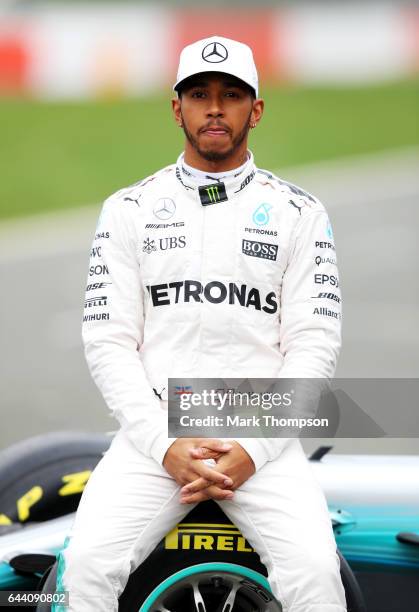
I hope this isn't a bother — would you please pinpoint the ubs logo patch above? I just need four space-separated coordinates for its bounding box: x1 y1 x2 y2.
242 239 278 261
143 236 186 254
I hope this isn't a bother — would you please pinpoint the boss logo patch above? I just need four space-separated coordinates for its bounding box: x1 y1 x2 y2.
242 239 278 261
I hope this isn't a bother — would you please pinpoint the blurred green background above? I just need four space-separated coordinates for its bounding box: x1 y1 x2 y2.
1 79 418 220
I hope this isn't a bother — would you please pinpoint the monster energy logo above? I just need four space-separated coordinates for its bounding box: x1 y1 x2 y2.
206 185 220 202
199 182 228 206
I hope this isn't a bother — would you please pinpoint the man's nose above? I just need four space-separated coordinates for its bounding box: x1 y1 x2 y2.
206 95 224 117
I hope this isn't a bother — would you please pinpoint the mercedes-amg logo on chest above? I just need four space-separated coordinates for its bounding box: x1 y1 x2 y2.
153 198 176 220
202 42 228 63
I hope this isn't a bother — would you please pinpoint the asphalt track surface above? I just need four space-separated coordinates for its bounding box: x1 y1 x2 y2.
1 148 418 454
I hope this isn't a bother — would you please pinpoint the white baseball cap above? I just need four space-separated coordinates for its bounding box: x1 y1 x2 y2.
173 35 259 98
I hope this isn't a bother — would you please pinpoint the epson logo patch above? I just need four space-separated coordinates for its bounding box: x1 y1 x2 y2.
242 239 278 261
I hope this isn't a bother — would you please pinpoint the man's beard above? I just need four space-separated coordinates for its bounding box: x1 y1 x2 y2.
181 112 252 162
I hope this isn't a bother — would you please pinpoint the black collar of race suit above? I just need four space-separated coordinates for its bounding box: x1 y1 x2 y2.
175 152 256 206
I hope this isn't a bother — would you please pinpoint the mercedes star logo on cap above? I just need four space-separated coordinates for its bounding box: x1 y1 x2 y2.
174 36 259 98
202 42 228 63
153 198 176 220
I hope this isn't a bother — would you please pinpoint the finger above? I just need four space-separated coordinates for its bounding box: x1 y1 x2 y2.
183 470 227 488
181 486 234 504
180 490 211 504
181 476 233 494
192 461 231 485
206 484 234 501
190 447 223 460
197 439 233 453
181 477 210 493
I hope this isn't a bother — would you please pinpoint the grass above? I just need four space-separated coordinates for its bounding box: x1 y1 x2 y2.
1 79 418 219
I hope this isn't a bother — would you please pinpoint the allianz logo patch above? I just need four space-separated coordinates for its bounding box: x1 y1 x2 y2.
242 239 278 261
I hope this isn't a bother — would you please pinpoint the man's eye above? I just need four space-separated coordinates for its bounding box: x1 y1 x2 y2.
226 91 239 98
191 91 205 98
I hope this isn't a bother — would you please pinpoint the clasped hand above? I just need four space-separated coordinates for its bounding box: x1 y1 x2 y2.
163 438 255 504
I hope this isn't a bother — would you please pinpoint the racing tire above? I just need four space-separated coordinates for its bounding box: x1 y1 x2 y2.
338 551 367 612
119 552 365 612
0 432 110 524
37 561 283 612
38 554 365 612
131 562 283 611
35 564 57 612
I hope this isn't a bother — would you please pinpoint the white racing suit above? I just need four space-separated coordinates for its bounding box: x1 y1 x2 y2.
57 151 346 611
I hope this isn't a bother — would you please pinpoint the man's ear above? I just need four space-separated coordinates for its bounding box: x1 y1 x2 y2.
172 97 183 128
250 98 264 129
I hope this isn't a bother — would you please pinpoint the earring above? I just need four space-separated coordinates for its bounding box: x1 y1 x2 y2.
250 122 256 129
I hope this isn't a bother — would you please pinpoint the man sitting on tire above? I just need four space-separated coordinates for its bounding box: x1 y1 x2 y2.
57 36 347 612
